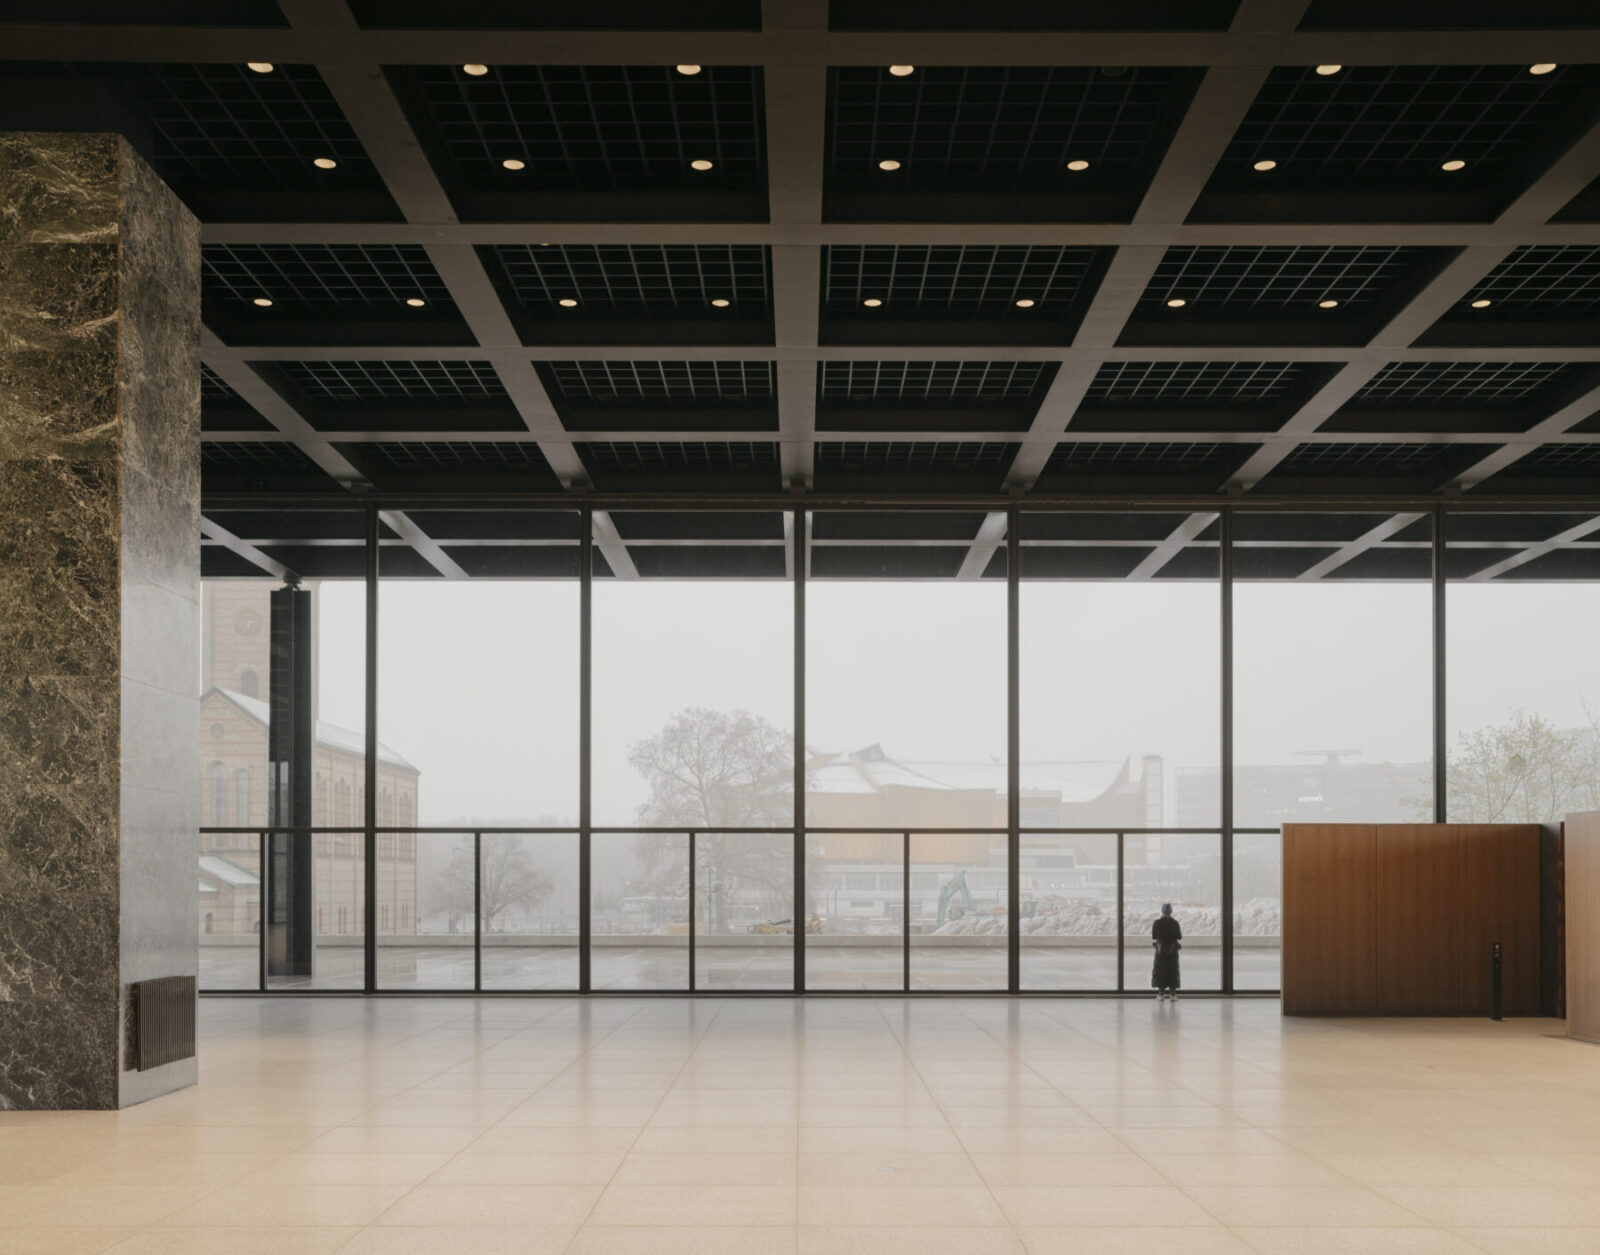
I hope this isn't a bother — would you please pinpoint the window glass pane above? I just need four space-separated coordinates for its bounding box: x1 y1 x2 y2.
1021 512 1220 829
592 831 689 990
806 511 1008 831
1124 833 1222 992
198 843 259 990
695 833 794 990
1234 831 1281 991
1020 833 1119 991
1233 512 1434 826
805 833 904 990
377 832 471 990
483 833 581 990
1446 513 1600 823
910 834 1008 990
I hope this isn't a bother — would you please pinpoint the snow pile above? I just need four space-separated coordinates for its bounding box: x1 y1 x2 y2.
932 897 1281 937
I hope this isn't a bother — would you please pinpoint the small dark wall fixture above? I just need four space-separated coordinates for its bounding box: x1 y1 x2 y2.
130 977 197 1072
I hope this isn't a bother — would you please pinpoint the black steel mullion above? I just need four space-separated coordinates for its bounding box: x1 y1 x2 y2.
1007 504 1020 993
363 505 378 994
1434 506 1448 822
579 508 593 993
903 831 911 993
794 507 806 994
688 831 696 992
258 829 268 993
1220 507 1235 996
1116 832 1125 993
473 831 482 993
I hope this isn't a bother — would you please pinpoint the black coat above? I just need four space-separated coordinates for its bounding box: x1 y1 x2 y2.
1151 914 1182 989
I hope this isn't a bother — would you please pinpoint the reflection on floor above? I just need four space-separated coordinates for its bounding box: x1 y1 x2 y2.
4 999 1598 1254
200 945 1283 992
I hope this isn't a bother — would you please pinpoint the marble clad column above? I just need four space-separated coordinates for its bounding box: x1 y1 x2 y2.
0 133 200 1109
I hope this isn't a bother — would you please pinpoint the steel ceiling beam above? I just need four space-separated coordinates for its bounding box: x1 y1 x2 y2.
1465 515 1600 581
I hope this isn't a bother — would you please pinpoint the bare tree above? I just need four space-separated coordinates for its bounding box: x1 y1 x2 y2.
626 708 795 933
1443 708 1599 823
432 837 554 934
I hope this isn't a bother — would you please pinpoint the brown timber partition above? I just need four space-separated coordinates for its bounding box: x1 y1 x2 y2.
1283 824 1540 1016
1567 811 1600 1045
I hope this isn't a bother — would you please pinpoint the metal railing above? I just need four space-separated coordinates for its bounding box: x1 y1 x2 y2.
197 825 1281 997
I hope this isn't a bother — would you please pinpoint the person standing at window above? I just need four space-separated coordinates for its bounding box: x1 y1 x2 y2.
1152 903 1182 1001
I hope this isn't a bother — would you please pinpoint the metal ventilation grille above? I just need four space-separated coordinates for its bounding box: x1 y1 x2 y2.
1223 64 1595 178
1270 442 1445 473
544 361 775 403
1501 444 1600 474
275 360 507 404
201 441 324 475
202 244 453 310
1085 361 1305 405
819 361 1049 404
579 441 779 473
1352 361 1575 406
1143 246 1420 311
813 442 1019 473
1464 247 1600 312
200 364 238 403
402 65 765 187
827 66 1186 184
824 245 1103 313
361 442 555 477
488 244 770 312
1043 441 1234 471
102 62 377 187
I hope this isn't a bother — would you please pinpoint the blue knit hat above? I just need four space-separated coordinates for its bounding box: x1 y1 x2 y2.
1161 903 1172 915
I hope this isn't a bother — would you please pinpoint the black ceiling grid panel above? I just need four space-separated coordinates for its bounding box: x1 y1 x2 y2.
1420 246 1600 347
1191 63 1600 223
1122 245 1458 347
1072 360 1339 434
0 61 400 221
823 65 1202 222
259 360 526 434
202 244 473 346
816 361 1058 433
8 10 1600 580
385 64 768 222
481 244 774 346
820 245 1112 346
536 360 779 432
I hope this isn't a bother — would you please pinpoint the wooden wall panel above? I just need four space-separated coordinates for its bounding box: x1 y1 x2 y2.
1283 824 1376 1016
1284 822 1541 1016
1567 811 1600 1044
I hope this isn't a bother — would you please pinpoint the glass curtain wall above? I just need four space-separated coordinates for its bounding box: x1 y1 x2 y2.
1445 513 1600 823
376 510 581 991
1019 512 1221 991
805 511 1009 991
592 510 794 989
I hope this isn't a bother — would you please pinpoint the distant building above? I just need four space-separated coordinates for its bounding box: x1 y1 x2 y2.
1175 751 1432 828
199 582 421 942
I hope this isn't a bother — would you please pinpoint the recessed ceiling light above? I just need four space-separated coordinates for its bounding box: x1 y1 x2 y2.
878 159 901 171
676 64 702 76
252 297 273 307
405 298 426 307
888 65 915 77
863 298 883 307
502 158 526 170
690 158 714 171
462 63 489 76
1253 159 1277 172
312 157 338 169
1015 299 1035 308
246 62 274 74
1166 298 1186 308
558 298 578 308
1530 63 1557 75
1442 159 1466 171
1471 298 1492 308
1315 64 1343 75
711 298 730 307
1317 299 1338 308
1066 159 1090 172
